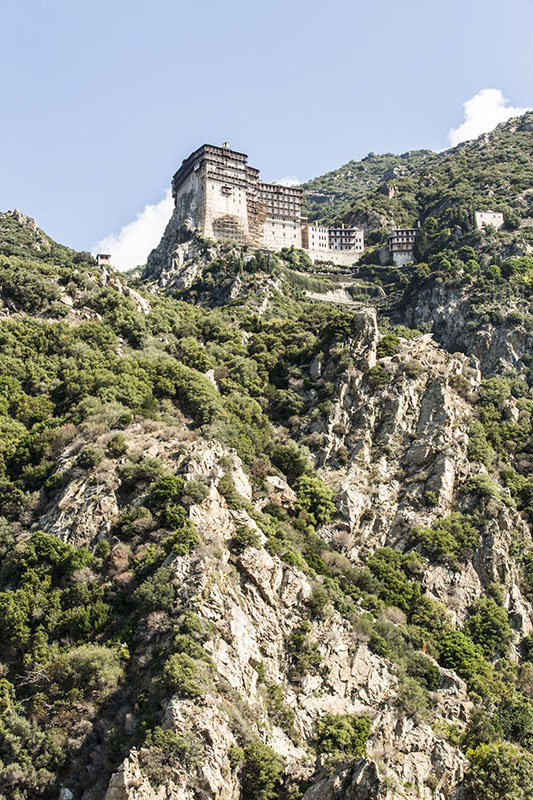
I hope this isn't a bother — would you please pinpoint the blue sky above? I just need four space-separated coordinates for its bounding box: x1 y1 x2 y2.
1 0 532 266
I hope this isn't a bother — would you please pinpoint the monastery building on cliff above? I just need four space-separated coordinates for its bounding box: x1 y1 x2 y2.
171 143 364 266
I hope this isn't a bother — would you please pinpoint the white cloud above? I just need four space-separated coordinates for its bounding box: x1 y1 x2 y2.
448 88 531 147
93 190 173 271
274 175 301 187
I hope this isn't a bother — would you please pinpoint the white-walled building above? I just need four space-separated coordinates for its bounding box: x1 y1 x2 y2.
171 143 364 265
475 211 504 230
388 228 418 266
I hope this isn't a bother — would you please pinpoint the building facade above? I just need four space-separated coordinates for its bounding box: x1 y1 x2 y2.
475 211 504 230
171 143 363 265
388 228 418 266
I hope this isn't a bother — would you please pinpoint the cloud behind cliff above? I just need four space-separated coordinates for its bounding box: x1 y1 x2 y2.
275 176 301 186
93 190 173 271
448 89 531 147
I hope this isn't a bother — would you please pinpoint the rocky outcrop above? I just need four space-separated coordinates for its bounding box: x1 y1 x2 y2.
93 414 472 800
296 311 532 626
403 281 533 376
143 216 218 290
0 209 51 252
99 267 151 315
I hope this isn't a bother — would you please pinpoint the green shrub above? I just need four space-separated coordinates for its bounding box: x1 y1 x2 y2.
172 634 210 662
367 364 390 386
315 713 371 759
424 490 438 507
147 475 185 509
465 595 513 658
218 471 244 509
463 473 499 499
366 547 423 614
409 513 480 564
179 611 214 643
397 675 429 721
288 623 321 674
0 678 15 713
76 446 104 469
438 630 491 688
268 439 311 481
241 742 283 800
294 475 336 525
133 567 176 613
229 525 260 555
308 584 330 617
468 421 493 465
405 651 440 691
163 653 211 698
145 726 191 758
228 744 245 769
369 632 393 659
465 742 533 800
270 388 306 420
496 693 533 747
377 333 400 358
265 685 298 741
168 519 202 556
49 644 123 698
182 479 209 505
106 433 128 457
282 550 304 567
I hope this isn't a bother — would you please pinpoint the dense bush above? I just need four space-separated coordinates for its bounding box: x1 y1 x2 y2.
240 742 283 800
438 631 491 688
49 644 123 698
409 513 480 564
229 525 260 554
465 742 533 800
288 622 321 675
465 595 513 658
315 713 371 759
294 475 336 525
133 567 176 613
367 364 390 385
163 653 211 698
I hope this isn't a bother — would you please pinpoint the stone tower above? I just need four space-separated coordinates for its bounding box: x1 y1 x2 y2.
171 143 256 245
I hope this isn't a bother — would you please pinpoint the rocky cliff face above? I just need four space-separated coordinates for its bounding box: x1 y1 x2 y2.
32 308 531 800
402 281 533 377
143 218 218 290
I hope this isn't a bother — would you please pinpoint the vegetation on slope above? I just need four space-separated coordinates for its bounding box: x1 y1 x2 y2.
2 114 533 798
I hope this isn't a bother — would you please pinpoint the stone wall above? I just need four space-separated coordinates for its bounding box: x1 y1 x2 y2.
391 250 414 267
307 249 361 266
204 177 249 243
173 168 204 230
262 217 303 250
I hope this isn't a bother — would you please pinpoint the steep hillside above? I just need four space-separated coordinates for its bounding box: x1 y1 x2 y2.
302 150 436 227
302 112 533 253
3 120 533 800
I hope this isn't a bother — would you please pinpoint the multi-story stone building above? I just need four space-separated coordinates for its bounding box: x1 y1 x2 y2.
388 228 418 266
170 143 363 265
